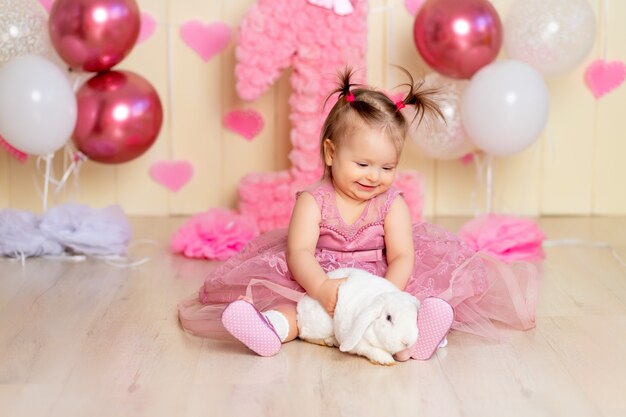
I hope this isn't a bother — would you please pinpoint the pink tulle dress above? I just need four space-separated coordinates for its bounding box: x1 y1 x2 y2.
178 179 540 340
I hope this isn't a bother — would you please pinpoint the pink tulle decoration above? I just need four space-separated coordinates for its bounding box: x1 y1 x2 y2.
171 209 260 260
0 204 130 258
0 209 63 257
40 203 131 256
458 214 546 263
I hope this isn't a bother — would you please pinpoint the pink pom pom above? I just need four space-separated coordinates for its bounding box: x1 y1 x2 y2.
458 214 546 263
171 209 260 260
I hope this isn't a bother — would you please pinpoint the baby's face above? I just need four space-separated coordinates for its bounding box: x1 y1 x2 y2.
325 124 399 203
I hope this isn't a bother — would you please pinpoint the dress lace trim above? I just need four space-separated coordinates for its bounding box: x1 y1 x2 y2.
298 179 403 231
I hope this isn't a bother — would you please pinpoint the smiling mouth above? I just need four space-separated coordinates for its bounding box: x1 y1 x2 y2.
357 183 377 190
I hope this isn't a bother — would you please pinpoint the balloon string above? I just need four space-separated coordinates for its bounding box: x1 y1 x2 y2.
54 151 87 199
39 253 152 268
42 153 54 212
485 154 493 213
471 152 486 216
33 157 47 205
102 238 164 268
0 251 27 267
10 239 162 267
46 71 88 204
35 146 85 202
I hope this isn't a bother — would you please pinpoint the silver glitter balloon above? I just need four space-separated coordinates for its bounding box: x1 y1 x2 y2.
0 0 50 65
409 73 474 160
504 0 596 77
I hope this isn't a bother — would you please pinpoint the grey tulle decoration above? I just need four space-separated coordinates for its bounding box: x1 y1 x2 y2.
0 204 131 258
40 203 132 256
0 209 64 257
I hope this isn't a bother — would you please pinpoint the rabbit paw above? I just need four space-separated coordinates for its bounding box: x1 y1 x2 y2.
302 337 337 348
364 349 396 366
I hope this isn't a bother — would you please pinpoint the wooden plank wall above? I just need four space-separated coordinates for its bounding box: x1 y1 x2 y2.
0 0 624 216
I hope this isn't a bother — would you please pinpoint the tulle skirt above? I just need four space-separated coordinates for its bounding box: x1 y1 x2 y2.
178 223 540 340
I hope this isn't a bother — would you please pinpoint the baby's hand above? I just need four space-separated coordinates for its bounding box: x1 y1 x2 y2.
315 278 347 317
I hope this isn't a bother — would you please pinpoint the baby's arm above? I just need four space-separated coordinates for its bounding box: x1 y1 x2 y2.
287 192 345 316
383 195 415 290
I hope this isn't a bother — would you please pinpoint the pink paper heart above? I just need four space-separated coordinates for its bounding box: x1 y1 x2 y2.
180 21 231 62
149 160 194 192
585 59 626 99
224 109 264 140
137 13 156 44
405 0 424 16
38 0 53 12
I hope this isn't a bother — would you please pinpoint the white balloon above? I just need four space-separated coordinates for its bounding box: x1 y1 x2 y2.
461 60 549 157
0 0 51 65
504 0 596 77
0 55 77 155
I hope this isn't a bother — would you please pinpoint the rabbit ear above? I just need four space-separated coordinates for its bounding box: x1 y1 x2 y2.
339 293 393 352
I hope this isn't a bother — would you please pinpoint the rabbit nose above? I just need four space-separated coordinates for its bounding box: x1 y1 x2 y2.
402 340 410 348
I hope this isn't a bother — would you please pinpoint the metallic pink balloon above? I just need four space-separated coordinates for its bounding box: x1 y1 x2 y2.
73 71 163 164
49 0 140 72
414 0 502 79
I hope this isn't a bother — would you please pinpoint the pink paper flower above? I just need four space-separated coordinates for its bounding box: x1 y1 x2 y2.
458 214 546 263
171 209 260 260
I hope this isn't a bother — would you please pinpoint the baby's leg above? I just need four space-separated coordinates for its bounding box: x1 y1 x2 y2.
267 304 299 342
221 299 300 356
221 298 283 356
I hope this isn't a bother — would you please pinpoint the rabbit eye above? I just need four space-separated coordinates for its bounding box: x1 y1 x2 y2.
386 314 392 323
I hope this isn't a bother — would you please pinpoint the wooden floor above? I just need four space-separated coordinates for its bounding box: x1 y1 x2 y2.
1 216 625 417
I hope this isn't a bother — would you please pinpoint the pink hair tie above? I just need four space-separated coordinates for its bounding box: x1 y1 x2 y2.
345 92 355 102
395 101 405 110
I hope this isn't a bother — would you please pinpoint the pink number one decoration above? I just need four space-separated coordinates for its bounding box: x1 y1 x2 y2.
235 0 424 232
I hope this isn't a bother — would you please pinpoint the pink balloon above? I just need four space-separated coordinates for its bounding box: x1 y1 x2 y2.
413 0 502 79
73 71 163 164
49 0 140 72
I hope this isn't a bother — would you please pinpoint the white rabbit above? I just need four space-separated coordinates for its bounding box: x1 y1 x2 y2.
296 267 420 365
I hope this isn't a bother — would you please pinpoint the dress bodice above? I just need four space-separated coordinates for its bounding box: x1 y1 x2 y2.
299 179 401 264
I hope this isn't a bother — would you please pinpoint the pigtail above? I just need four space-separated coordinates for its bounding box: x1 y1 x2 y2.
396 68 444 126
323 67 362 109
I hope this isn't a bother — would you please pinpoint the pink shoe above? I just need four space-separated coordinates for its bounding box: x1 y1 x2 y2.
221 297 282 357
412 297 454 360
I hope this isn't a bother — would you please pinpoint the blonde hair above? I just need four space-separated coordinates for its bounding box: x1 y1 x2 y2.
320 68 443 179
